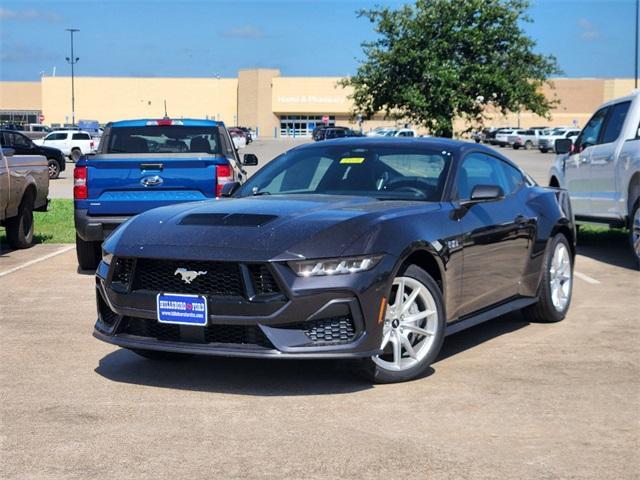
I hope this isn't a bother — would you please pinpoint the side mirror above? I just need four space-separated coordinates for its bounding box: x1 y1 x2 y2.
220 181 240 197
461 185 504 207
555 138 573 155
2 147 15 157
243 153 258 166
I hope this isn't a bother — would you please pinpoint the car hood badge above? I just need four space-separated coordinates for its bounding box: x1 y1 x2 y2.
174 268 207 284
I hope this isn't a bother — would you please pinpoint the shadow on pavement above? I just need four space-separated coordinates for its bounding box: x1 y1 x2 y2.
95 312 529 394
0 233 54 256
576 228 637 271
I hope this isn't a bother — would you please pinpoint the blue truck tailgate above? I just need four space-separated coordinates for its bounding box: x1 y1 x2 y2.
85 154 225 215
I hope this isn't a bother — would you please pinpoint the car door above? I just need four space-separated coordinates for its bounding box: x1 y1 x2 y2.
7 132 35 155
453 152 532 317
588 101 631 219
42 132 68 153
565 107 609 216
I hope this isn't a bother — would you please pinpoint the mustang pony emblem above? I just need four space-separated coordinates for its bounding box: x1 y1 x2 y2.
174 268 207 284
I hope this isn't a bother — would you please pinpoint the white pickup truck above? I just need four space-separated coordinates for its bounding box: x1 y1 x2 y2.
549 91 640 265
0 147 49 249
34 130 97 161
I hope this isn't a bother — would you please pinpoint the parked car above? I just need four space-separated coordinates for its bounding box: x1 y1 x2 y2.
228 127 247 149
550 91 640 265
34 130 97 161
0 146 49 249
538 129 580 153
19 124 51 140
73 118 256 270
366 127 393 137
508 129 543 150
313 125 349 141
383 128 417 138
0 129 66 179
94 137 576 383
236 127 254 144
492 128 516 147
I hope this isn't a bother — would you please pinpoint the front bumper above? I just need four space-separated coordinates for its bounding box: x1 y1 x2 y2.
75 208 131 242
93 255 393 359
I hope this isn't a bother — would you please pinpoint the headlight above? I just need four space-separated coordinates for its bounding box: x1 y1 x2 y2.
288 255 384 277
102 248 113 265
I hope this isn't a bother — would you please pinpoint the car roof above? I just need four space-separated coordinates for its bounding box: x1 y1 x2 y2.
48 130 92 134
108 118 220 127
289 136 524 171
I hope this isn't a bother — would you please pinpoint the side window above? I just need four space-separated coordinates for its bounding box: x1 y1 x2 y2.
72 133 91 140
11 133 31 148
219 128 236 159
575 107 608 150
499 161 525 195
601 101 631 144
456 153 511 200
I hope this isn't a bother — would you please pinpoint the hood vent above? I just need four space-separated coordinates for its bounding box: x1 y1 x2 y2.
180 213 278 227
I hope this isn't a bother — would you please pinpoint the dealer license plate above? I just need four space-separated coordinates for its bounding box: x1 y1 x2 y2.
156 293 208 326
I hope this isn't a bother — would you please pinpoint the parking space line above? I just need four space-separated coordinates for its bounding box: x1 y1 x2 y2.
0 245 75 278
574 271 601 285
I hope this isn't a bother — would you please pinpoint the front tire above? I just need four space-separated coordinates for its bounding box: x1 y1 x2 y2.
48 159 61 179
522 234 573 323
540 148 548 153
6 191 35 249
524 140 533 150
357 265 445 383
75 234 101 270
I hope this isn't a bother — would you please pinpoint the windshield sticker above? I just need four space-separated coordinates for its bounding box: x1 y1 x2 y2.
340 157 365 164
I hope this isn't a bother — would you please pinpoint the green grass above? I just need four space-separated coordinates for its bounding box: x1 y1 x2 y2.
0 199 75 247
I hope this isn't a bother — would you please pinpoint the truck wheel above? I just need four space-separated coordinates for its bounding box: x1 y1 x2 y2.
48 159 61 179
6 191 35 249
76 234 101 270
71 148 82 162
630 199 640 268
540 148 548 153
525 140 533 150
522 234 573 323
513 144 520 150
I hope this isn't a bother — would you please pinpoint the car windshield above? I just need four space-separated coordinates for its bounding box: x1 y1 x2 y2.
104 126 223 154
236 144 453 201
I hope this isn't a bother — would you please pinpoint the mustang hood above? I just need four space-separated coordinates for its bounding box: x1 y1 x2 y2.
107 195 440 261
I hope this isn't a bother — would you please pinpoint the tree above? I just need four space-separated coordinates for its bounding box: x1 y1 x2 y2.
342 0 561 137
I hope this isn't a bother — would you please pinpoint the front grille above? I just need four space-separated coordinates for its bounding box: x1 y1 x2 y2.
118 317 274 349
111 257 134 291
249 264 280 295
132 258 244 297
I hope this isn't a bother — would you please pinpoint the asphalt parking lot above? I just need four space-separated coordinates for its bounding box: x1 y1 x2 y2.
1 139 639 479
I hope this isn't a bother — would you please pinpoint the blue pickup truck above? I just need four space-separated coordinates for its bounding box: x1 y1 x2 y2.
74 118 257 269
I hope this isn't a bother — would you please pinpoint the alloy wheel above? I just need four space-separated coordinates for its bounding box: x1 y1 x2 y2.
372 276 439 372
48 161 59 179
632 207 640 262
549 243 572 312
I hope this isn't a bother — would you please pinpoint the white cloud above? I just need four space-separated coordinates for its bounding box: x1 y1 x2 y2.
577 17 601 42
0 7 61 22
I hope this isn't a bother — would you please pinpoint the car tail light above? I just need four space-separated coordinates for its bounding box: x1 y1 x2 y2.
74 165 88 199
146 119 184 126
215 164 232 197
90 140 95 149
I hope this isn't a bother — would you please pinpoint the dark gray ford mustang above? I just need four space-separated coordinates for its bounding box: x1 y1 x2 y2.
95 138 575 383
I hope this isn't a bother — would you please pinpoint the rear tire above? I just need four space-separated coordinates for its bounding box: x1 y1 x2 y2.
71 148 82 162
356 264 445 383
76 234 101 270
629 199 640 269
540 148 548 153
129 348 193 361
522 234 573 323
48 158 61 179
6 191 35 249
513 144 520 150
525 140 533 150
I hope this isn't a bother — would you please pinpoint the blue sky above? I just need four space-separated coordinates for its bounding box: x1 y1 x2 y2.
0 0 637 81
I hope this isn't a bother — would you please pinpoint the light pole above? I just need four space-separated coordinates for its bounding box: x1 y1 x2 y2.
65 28 80 126
635 0 639 88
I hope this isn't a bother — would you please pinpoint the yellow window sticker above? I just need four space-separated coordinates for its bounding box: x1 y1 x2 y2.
340 157 365 164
